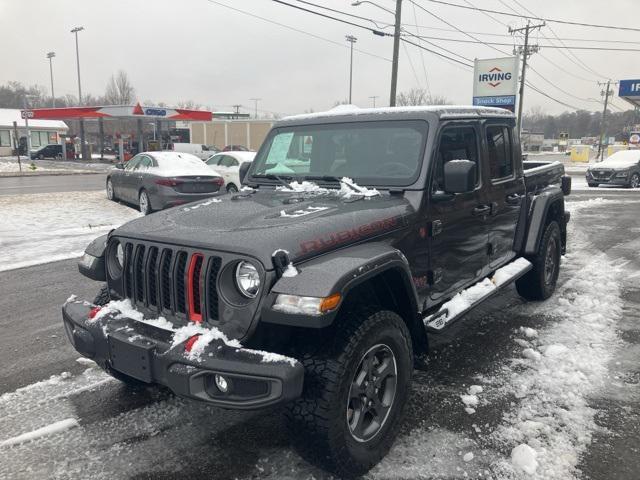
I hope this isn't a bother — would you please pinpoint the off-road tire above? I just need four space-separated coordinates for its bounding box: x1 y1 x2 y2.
587 182 598 187
286 305 413 478
92 284 144 387
516 221 561 301
92 284 111 306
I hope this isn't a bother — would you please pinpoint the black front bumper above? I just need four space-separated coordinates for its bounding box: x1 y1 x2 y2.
62 301 304 409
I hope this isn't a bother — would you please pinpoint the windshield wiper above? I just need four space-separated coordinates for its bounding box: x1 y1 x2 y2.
251 173 293 189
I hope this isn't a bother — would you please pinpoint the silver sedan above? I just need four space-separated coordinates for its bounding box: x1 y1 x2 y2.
106 151 224 214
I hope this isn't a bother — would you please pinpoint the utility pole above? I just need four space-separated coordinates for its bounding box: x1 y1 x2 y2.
46 52 56 107
345 35 357 104
369 95 379 107
249 98 261 119
232 104 242 119
597 80 617 162
389 0 402 106
510 20 544 135
22 97 32 159
71 26 86 160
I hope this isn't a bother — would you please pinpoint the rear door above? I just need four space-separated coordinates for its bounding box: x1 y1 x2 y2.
483 122 525 270
427 122 491 302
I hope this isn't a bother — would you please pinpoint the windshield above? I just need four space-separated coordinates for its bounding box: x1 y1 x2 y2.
250 120 428 186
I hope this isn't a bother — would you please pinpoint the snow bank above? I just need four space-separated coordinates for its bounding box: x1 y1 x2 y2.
0 191 141 272
491 200 623 479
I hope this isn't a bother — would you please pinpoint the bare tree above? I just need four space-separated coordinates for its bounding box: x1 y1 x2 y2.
396 88 450 106
104 70 136 105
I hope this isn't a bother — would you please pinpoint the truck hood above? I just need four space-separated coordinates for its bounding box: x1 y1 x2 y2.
113 188 414 268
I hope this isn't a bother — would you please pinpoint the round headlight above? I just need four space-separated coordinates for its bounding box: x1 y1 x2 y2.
107 240 124 278
116 243 124 269
235 261 260 298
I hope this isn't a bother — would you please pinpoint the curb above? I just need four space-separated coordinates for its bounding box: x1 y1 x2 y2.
0 171 106 178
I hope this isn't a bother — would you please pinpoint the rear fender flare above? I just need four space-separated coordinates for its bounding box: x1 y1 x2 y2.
523 186 565 256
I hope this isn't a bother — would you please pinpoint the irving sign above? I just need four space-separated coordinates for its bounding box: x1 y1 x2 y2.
472 57 519 111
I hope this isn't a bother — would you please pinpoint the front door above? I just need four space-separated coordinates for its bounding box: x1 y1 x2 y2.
427 123 491 303
483 123 525 270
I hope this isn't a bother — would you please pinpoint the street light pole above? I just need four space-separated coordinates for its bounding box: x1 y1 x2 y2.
346 35 357 104
71 26 86 160
46 52 56 107
22 97 32 158
389 0 402 107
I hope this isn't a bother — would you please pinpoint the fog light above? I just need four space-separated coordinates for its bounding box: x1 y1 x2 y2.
215 374 229 393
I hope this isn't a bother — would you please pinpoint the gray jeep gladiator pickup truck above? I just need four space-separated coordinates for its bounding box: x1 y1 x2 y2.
63 106 571 477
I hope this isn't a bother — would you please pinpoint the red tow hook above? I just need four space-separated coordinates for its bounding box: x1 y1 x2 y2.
184 334 201 353
88 306 102 319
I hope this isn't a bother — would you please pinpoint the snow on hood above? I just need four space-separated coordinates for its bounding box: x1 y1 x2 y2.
275 177 380 198
596 150 640 168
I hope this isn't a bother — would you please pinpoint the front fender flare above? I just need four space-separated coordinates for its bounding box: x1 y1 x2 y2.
261 243 419 328
77 233 109 281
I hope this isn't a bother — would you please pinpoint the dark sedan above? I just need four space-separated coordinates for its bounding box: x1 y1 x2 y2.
106 151 224 214
30 144 63 159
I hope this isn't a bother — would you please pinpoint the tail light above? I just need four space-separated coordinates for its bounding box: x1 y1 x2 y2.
156 178 184 187
212 177 224 187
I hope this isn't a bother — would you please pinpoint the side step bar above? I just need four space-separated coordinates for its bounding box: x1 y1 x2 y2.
423 258 532 333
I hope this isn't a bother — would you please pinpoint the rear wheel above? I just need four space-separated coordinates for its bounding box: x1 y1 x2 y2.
516 221 561 301
286 306 413 477
38 154 44 160
226 183 238 194
630 173 640 188
139 189 152 215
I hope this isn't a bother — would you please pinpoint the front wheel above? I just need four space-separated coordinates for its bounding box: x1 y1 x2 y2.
106 178 116 201
139 189 152 215
516 221 561 301
630 173 640 188
286 306 413 477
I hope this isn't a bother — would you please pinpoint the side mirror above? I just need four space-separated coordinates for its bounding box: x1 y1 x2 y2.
443 159 476 193
115 163 125 170
239 161 252 185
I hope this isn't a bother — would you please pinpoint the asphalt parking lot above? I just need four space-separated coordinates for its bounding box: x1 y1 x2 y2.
0 163 638 479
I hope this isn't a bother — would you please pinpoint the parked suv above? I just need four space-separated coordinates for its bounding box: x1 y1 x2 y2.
586 150 640 188
30 144 63 159
63 106 571 477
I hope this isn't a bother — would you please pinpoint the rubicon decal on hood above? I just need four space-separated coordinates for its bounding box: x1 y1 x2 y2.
299 217 400 255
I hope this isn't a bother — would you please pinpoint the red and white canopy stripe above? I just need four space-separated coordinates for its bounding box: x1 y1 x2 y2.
21 103 212 121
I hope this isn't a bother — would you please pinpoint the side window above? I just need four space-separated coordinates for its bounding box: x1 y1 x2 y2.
125 156 141 171
228 157 239 167
433 125 479 192
135 155 153 170
486 126 513 180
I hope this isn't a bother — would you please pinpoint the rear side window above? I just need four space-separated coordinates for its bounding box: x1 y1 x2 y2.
433 125 479 192
486 126 513 180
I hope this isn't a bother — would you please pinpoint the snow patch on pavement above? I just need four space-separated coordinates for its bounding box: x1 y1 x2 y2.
0 191 141 272
490 200 623 479
0 418 79 447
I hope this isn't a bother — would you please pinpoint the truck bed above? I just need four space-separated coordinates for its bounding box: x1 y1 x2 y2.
523 160 565 193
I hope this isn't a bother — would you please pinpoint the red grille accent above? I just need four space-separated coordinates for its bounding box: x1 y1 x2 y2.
187 253 204 323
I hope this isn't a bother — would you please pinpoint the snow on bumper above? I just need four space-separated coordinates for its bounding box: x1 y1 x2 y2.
61 300 304 409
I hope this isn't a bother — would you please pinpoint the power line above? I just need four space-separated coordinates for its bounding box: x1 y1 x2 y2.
205 0 391 62
410 0 431 95
271 0 390 36
525 82 581 110
400 37 473 68
419 0 640 32
294 0 393 30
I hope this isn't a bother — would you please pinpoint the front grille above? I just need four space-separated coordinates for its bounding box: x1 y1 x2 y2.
121 241 222 323
590 169 614 181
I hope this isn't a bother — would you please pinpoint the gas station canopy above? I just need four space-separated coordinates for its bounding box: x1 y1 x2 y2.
21 102 212 121
618 79 640 109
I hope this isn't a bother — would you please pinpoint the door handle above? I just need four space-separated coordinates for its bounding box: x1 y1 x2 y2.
472 205 491 216
505 193 522 205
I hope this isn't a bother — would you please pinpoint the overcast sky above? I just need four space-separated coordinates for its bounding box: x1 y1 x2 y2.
1 0 638 116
